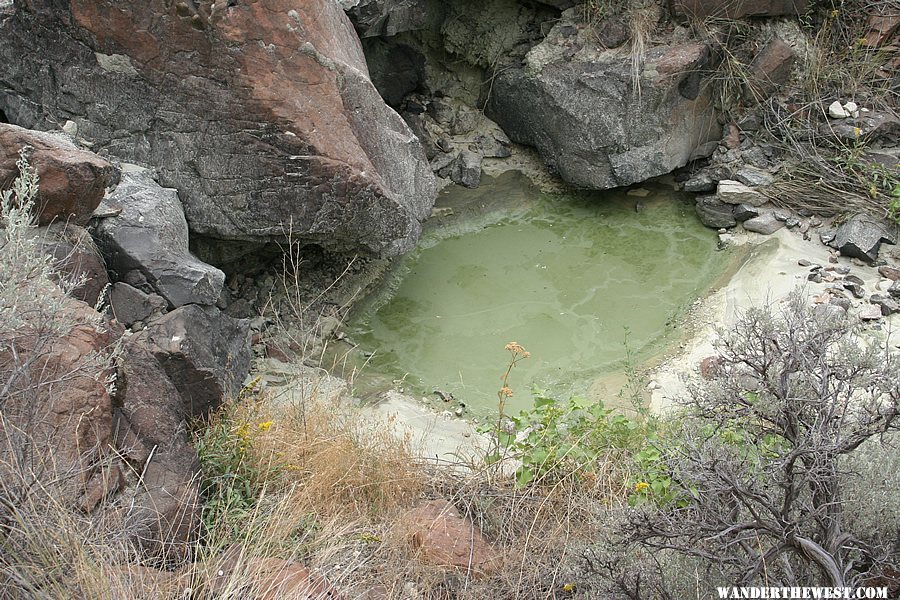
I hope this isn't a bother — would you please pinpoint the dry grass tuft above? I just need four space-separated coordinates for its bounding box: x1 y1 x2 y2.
234 393 426 519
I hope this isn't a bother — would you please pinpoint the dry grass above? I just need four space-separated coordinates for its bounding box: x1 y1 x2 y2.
687 2 899 222
213 389 426 520
800 2 898 109
185 387 635 598
581 0 660 101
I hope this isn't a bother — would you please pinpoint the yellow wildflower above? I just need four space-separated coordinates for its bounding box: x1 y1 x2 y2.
562 583 576 592
634 481 650 493
235 423 251 438
257 421 274 432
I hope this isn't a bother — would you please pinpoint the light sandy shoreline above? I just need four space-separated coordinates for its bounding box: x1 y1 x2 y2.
649 227 899 411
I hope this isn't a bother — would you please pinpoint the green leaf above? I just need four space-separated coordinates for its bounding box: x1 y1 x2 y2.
527 448 550 465
534 396 556 408
516 467 535 488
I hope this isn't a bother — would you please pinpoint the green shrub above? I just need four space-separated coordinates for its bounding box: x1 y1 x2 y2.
619 292 900 588
498 392 657 490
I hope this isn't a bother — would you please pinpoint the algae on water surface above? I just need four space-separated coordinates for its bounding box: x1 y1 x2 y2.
344 172 730 416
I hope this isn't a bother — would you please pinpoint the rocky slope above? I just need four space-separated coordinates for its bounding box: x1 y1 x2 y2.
0 0 436 260
341 0 821 192
0 123 252 559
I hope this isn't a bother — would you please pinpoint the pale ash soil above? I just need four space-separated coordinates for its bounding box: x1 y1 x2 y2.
649 226 900 412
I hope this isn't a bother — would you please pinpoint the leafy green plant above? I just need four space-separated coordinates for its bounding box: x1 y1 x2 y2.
481 339 677 501
628 445 680 507
502 392 656 488
194 379 281 542
890 187 900 226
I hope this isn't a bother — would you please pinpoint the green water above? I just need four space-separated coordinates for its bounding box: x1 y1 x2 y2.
343 172 729 417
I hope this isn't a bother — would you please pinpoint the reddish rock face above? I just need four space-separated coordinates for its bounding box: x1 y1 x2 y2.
699 355 723 379
401 499 502 578
0 297 119 500
746 36 796 99
670 0 809 19
0 0 435 258
0 124 118 225
208 544 346 599
862 13 900 48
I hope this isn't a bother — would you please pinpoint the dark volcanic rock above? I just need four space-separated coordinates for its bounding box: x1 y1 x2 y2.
684 172 717 193
117 340 188 443
734 165 775 188
595 17 630 49
827 214 897 263
829 296 852 312
695 195 736 229
842 277 865 299
132 305 251 418
870 294 900 316
125 442 200 561
485 29 719 189
344 0 429 38
0 0 435 257
826 111 900 146
0 124 118 225
439 150 482 189
364 39 426 107
93 170 225 308
533 0 579 8
733 203 761 222
890 280 900 300
108 282 167 328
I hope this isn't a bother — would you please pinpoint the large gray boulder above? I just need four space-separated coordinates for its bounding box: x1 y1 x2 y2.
0 0 435 258
131 305 251 419
107 282 167 328
485 16 719 189
93 169 225 309
717 179 767 206
743 212 785 235
827 214 897 263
